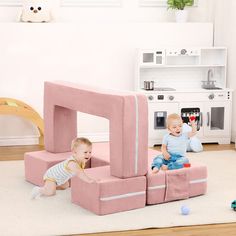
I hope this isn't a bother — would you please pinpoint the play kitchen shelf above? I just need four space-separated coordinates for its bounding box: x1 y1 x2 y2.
135 47 232 146
135 47 227 91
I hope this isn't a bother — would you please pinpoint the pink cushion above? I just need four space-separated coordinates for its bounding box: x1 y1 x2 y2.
24 151 70 186
91 142 110 167
71 166 146 215
146 152 207 204
44 81 148 178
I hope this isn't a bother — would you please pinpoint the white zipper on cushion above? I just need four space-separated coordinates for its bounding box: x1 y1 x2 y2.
100 191 145 201
148 178 207 190
134 95 139 175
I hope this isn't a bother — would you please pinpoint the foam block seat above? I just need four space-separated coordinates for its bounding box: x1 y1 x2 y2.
146 159 207 205
71 166 146 215
24 151 72 186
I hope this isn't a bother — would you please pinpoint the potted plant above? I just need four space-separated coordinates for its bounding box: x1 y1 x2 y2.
167 0 194 23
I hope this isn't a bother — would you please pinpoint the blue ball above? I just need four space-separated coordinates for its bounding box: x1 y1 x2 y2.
181 205 190 215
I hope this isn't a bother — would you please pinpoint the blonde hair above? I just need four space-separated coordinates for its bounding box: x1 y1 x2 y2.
166 113 183 128
71 137 92 151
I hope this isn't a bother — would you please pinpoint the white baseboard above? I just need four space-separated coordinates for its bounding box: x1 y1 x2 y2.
0 132 109 146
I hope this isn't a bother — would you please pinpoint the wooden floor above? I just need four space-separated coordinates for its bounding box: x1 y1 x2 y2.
0 143 235 236
0 143 234 161
78 223 236 236
0 144 44 161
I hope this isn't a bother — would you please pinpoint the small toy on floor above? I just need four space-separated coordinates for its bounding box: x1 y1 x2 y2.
231 200 236 211
181 205 190 215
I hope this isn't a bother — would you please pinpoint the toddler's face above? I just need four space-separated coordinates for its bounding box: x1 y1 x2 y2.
168 119 183 136
73 144 92 163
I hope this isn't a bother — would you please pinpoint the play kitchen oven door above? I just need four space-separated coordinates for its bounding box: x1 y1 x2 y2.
179 102 230 138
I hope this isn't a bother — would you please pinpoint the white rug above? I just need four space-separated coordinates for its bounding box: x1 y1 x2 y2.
1 150 236 236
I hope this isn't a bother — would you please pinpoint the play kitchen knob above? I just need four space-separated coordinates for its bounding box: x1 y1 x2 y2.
148 95 154 101
180 49 187 55
208 93 215 100
168 95 174 101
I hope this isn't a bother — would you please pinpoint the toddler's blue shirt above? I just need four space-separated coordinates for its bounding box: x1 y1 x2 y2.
162 132 189 157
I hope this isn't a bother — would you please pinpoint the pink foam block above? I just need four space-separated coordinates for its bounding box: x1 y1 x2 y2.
44 81 148 178
91 142 110 168
71 166 146 215
146 153 207 204
24 150 91 186
24 151 70 186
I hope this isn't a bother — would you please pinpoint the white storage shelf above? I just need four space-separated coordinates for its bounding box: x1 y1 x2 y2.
200 48 227 65
137 47 227 91
139 48 226 67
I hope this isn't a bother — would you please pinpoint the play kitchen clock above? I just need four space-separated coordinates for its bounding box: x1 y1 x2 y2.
135 47 232 146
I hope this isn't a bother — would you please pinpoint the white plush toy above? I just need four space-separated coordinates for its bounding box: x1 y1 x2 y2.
19 0 54 23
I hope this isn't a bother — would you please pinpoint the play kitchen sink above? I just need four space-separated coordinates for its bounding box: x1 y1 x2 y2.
201 69 222 90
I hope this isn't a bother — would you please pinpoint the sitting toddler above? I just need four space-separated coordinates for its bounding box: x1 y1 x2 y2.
151 113 197 173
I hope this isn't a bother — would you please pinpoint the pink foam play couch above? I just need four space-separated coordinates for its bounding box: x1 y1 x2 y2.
24 81 207 215
71 166 146 215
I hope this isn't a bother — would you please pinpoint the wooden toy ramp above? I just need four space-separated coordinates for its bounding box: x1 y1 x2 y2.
0 98 44 146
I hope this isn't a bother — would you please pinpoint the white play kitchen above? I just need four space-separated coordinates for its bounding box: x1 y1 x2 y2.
135 47 232 146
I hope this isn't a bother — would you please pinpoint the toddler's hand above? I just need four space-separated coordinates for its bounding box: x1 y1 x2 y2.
163 152 170 160
152 167 159 174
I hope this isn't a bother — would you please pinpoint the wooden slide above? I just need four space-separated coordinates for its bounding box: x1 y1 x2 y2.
0 98 44 146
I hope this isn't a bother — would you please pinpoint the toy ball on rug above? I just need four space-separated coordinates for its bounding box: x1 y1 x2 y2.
18 0 54 23
181 205 190 215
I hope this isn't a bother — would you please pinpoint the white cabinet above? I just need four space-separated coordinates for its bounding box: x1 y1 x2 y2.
136 47 232 146
136 47 227 91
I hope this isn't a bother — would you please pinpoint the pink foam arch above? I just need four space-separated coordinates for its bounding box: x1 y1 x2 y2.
44 81 148 178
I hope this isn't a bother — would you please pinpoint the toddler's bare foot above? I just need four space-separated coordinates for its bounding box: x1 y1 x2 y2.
161 165 168 171
152 167 159 174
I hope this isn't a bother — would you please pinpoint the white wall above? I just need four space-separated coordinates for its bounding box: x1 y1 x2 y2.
214 0 236 142
0 0 215 145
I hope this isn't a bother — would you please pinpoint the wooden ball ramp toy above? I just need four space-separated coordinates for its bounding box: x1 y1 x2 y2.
0 98 44 146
